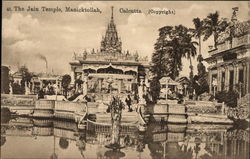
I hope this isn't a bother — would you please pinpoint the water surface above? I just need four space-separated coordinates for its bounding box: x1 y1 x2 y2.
1 115 249 159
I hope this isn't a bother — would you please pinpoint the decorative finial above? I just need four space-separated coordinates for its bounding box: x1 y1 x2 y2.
111 6 114 20
231 7 239 23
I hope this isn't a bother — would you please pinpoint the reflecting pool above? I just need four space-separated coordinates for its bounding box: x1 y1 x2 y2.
1 115 249 159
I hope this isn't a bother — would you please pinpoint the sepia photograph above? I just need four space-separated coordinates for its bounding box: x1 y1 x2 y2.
1 1 249 159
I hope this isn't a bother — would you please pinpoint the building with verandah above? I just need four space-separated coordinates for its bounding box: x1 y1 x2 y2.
69 7 150 98
205 8 250 97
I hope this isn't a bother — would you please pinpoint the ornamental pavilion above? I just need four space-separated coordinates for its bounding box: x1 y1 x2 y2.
69 7 149 96
205 8 250 97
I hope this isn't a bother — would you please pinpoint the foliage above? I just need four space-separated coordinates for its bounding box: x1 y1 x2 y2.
19 66 32 85
149 77 161 103
61 74 71 97
192 17 204 55
151 26 173 79
192 62 209 96
151 25 197 81
1 66 10 94
150 25 198 102
62 74 71 89
215 90 239 108
203 11 229 48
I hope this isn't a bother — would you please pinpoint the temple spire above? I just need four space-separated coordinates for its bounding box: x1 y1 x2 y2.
100 6 122 53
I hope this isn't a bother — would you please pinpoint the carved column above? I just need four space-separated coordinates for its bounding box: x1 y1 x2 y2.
208 68 213 94
217 67 222 91
233 62 238 90
70 67 76 85
224 65 229 91
32 80 35 93
98 78 102 93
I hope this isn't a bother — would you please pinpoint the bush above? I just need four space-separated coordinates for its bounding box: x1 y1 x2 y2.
12 83 24 94
215 90 239 108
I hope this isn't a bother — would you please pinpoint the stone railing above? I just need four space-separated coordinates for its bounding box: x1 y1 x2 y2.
227 94 250 120
187 105 218 114
35 100 55 109
74 52 149 64
209 34 249 56
1 98 35 107
55 101 87 113
74 53 138 62
186 101 220 114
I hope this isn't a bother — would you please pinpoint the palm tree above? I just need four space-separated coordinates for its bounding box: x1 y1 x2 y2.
203 11 228 49
183 31 198 80
192 17 204 62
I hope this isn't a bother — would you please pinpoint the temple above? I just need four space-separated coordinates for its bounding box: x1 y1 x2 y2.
69 7 149 96
205 8 250 97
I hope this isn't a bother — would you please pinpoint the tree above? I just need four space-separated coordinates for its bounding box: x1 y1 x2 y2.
149 76 161 103
151 26 173 79
180 26 198 80
203 11 229 48
192 17 204 56
61 74 71 97
150 25 198 102
19 66 33 88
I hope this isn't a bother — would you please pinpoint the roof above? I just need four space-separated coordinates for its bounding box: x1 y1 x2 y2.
159 77 180 85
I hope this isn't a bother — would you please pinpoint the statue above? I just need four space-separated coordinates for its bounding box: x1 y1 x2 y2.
138 80 146 104
105 96 125 155
25 82 30 95
82 74 88 97
134 52 139 61
9 83 13 95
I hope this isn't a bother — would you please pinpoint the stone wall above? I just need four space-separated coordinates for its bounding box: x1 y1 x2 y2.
186 100 221 114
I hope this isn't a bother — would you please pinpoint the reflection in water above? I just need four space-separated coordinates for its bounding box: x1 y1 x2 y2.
104 96 126 159
0 115 249 159
59 137 69 149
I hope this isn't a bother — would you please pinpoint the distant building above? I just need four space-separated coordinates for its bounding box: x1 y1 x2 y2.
205 9 250 97
12 72 23 85
69 7 149 96
31 73 62 94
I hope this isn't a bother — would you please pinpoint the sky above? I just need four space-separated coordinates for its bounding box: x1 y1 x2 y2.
2 1 249 76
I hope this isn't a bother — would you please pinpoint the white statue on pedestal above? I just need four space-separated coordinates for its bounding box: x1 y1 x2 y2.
138 80 146 104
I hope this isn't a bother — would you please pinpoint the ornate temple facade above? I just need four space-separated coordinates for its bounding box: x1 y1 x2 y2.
69 7 149 96
205 9 250 97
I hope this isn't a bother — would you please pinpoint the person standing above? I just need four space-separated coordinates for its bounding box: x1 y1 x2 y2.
125 95 132 112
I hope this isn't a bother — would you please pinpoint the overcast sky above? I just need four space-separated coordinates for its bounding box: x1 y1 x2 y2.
2 1 249 76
